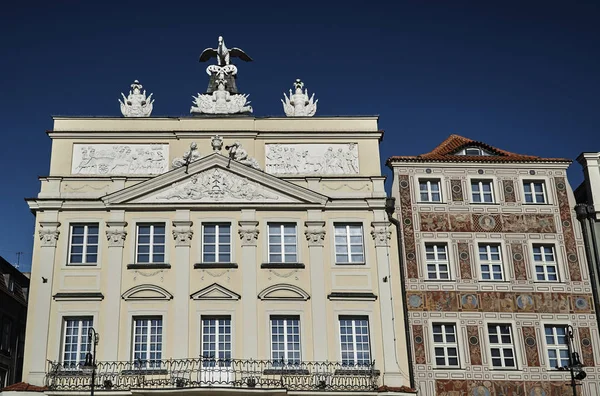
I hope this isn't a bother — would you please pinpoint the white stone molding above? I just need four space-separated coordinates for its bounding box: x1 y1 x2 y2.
265 143 359 175
282 79 318 117
225 141 260 169
211 135 224 152
190 283 241 300
238 220 259 246
119 80 154 117
304 221 326 247
121 284 173 301
371 221 392 247
72 144 168 175
139 168 285 203
38 222 60 247
106 221 128 247
172 221 193 247
191 78 252 115
258 283 310 301
172 142 202 169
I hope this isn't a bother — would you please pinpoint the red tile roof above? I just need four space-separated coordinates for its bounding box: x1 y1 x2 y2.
386 134 571 164
1 382 46 392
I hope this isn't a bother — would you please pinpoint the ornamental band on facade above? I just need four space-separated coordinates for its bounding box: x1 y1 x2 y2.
20 35 415 396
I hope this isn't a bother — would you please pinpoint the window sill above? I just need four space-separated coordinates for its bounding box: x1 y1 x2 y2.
478 279 510 283
423 279 456 282
127 263 171 270
469 202 500 205
66 263 98 267
523 202 550 205
335 262 366 266
261 263 305 269
417 201 446 205
194 262 238 269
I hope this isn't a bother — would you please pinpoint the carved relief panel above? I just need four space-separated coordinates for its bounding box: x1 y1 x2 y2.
72 144 169 175
265 143 359 175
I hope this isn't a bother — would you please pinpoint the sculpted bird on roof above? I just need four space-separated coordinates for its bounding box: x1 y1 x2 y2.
199 36 253 66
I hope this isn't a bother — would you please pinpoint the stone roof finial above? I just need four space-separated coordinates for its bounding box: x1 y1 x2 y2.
119 80 154 117
282 79 318 117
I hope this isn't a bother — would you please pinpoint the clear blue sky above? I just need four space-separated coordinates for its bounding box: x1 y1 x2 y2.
1 1 599 271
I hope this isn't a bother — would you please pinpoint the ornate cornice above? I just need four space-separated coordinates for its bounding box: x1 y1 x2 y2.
172 221 193 247
38 222 60 247
304 221 326 247
371 221 391 247
238 220 259 246
106 221 128 247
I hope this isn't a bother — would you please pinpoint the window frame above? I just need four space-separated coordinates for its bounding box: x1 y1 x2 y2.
532 244 559 282
338 316 371 367
424 243 451 280
67 223 100 265
431 323 460 368
270 315 301 365
523 180 548 204
267 223 298 264
470 179 496 203
418 178 443 203
202 223 232 263
0 318 12 353
543 324 569 369
132 316 163 368
201 316 232 367
333 223 365 264
487 324 517 369
61 317 93 369
135 223 166 264
477 243 505 281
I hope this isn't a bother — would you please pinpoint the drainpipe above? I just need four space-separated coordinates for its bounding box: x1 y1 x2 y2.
575 204 600 331
385 196 415 389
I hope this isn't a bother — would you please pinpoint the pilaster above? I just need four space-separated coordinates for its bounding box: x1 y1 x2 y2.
173 216 193 358
305 220 328 361
239 217 259 359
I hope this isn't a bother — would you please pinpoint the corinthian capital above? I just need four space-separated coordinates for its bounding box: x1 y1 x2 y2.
106 221 128 248
172 221 193 247
238 221 259 246
304 221 326 247
38 222 61 247
371 221 391 247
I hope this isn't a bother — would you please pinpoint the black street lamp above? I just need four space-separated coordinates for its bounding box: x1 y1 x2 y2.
559 325 587 396
82 327 99 396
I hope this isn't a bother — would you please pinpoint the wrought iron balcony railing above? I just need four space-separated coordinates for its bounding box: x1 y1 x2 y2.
46 358 380 392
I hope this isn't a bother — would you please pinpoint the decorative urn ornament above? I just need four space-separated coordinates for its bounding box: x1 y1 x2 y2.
119 80 154 117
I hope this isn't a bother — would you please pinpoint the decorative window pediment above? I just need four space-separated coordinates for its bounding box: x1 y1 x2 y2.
258 283 310 301
190 283 241 301
121 284 173 301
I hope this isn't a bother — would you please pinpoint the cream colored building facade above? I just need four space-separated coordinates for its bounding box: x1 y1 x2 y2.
21 116 413 395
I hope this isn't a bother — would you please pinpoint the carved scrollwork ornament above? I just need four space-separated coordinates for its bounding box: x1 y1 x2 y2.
38 223 61 247
371 221 392 247
172 221 193 247
238 221 259 246
304 221 326 247
106 222 127 247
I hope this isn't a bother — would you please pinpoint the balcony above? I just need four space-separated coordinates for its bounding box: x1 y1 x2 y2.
46 358 380 392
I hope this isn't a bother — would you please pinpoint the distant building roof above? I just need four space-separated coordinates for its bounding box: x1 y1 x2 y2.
387 134 571 164
1 382 46 392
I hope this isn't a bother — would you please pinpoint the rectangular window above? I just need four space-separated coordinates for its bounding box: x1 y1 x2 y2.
133 317 163 368
68 224 99 264
471 180 494 203
339 317 371 367
334 224 365 264
136 223 166 263
488 324 516 369
432 323 459 367
268 223 297 263
202 224 231 263
479 244 504 280
533 244 558 281
201 317 231 367
523 181 547 204
1 319 12 353
419 179 442 202
425 243 450 280
62 317 93 368
545 325 569 369
270 316 300 365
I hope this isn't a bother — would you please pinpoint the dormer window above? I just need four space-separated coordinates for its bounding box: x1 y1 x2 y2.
456 146 494 156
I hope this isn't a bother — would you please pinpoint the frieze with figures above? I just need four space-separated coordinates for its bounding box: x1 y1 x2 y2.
419 212 556 233
435 379 571 396
265 143 359 175
406 290 593 313
72 144 168 175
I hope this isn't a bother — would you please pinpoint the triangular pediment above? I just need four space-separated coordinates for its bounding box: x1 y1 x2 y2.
191 283 240 300
103 153 328 207
122 284 173 301
258 284 310 301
